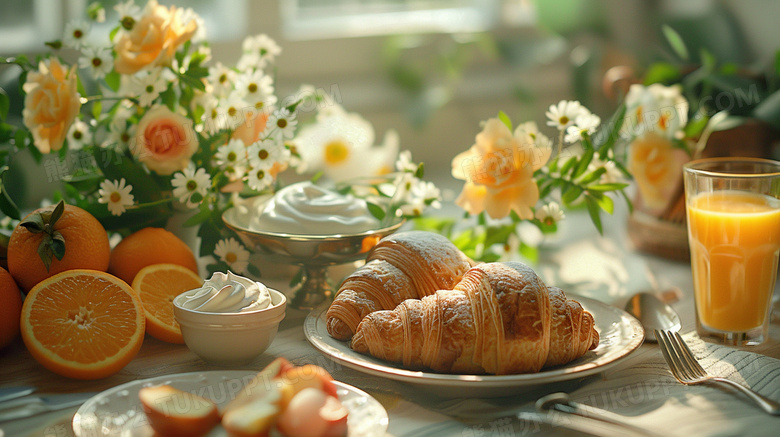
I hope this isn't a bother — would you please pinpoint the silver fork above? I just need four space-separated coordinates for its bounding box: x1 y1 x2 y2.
655 329 780 415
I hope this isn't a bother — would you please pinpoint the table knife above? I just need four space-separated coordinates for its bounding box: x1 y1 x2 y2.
0 392 97 423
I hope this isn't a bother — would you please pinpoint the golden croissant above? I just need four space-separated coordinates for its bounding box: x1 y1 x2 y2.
326 231 472 341
350 262 599 374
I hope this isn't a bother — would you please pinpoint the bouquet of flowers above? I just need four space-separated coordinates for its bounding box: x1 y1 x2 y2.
0 0 440 276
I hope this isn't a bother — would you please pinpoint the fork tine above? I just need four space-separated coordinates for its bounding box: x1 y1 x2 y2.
668 332 702 380
655 330 685 382
658 330 689 380
672 331 707 376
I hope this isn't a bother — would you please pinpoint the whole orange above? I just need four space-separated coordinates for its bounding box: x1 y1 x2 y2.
0 266 22 350
8 202 110 291
109 228 198 285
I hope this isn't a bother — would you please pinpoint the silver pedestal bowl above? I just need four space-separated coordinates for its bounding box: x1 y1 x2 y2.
222 203 404 310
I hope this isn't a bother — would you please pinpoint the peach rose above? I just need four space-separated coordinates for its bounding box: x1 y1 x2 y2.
628 133 689 214
452 119 552 219
232 110 269 146
114 0 197 74
132 105 198 175
22 58 81 154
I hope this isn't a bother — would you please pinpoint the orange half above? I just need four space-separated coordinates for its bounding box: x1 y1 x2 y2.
132 264 203 344
20 270 145 380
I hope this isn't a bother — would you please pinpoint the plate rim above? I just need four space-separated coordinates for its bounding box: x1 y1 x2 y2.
72 370 388 436
304 295 644 387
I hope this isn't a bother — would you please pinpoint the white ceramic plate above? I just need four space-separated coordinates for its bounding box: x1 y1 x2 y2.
304 295 644 397
72 370 388 437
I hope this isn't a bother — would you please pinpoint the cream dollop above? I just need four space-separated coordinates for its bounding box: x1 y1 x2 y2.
250 181 381 235
178 271 271 313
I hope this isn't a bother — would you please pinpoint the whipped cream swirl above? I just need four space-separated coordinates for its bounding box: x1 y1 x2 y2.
250 181 381 235
179 271 271 313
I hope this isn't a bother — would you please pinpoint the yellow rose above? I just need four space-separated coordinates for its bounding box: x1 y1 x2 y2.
22 58 81 154
132 105 198 175
452 119 552 219
114 0 197 74
628 133 689 214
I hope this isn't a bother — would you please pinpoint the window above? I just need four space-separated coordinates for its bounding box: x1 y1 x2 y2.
281 0 506 40
0 0 62 54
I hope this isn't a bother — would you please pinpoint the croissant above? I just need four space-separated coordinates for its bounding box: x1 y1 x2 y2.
350 262 599 374
326 231 472 341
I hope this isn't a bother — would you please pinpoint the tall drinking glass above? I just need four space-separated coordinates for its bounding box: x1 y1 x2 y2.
683 157 780 346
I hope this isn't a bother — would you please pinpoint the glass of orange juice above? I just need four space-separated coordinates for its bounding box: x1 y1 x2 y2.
684 157 780 346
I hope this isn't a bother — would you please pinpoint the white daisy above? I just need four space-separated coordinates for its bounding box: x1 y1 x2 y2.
216 139 248 178
587 156 624 184
535 202 565 226
247 166 274 191
180 7 206 43
545 100 585 131
237 52 262 72
234 70 276 110
171 166 211 209
248 138 288 170
135 70 167 107
78 46 113 79
268 108 297 139
213 238 251 274
207 63 236 97
395 150 418 173
98 178 134 216
397 179 442 217
115 0 141 31
564 112 601 144
221 95 250 131
63 20 90 49
67 120 92 150
200 94 226 135
242 34 281 68
103 118 137 150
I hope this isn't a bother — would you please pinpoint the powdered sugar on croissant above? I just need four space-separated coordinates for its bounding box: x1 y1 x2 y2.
351 261 599 374
326 231 472 341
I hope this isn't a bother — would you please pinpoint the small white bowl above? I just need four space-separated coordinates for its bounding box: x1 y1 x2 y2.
173 288 286 366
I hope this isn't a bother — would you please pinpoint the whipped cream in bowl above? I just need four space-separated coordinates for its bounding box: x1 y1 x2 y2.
173 271 286 365
178 271 272 313
249 181 382 236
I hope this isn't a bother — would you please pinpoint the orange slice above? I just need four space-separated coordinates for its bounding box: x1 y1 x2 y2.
132 264 203 344
20 270 145 380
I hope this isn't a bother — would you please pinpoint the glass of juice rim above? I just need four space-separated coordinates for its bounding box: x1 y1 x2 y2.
683 157 780 346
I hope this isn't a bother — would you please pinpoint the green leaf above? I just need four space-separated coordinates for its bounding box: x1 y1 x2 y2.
591 192 614 214
109 26 120 42
587 182 630 192
572 148 594 179
415 162 425 179
498 110 512 131
559 156 578 175
578 167 605 185
50 230 66 260
49 199 65 226
684 115 710 139
38 236 53 271
0 166 20 219
484 225 515 247
366 202 386 221
593 104 626 155
20 213 44 233
562 184 583 205
44 40 62 50
91 100 102 119
104 71 120 92
184 202 213 227
0 88 9 120
642 62 681 85
662 25 689 60
160 86 176 111
584 196 603 235
519 242 539 264
87 2 105 21
177 73 206 92
700 48 716 74
753 90 780 130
